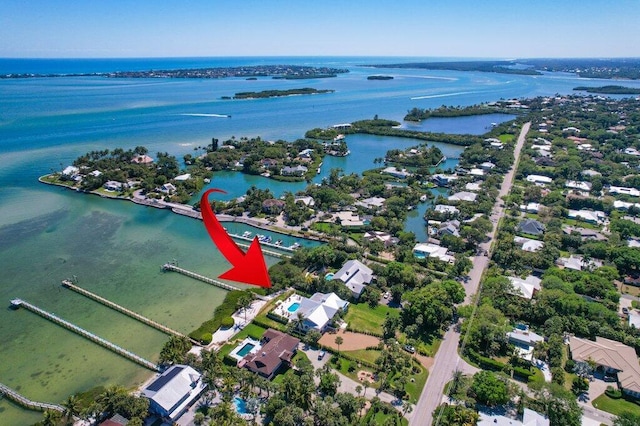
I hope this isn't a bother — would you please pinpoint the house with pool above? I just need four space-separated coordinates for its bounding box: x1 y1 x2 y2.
275 292 349 333
237 328 300 380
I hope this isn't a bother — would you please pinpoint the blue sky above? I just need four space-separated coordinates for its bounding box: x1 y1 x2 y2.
1 0 638 58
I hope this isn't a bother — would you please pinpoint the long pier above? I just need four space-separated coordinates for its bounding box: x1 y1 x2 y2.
61 280 195 344
162 263 241 291
0 383 64 413
10 299 159 371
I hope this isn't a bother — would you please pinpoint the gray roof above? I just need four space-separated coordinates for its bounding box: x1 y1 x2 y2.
517 219 545 236
332 260 373 297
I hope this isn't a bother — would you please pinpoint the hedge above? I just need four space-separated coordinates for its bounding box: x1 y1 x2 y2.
513 366 534 380
266 311 290 325
466 349 510 373
188 290 249 344
605 386 623 399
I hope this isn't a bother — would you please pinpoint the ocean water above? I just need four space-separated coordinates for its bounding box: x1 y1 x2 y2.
2 57 640 424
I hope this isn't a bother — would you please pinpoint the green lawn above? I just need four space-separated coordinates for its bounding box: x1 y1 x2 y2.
345 302 399 335
361 409 408 426
403 363 428 403
499 134 515 143
232 323 267 342
343 349 382 365
592 393 640 416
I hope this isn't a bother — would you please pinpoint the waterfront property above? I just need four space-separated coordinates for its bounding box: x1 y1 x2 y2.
274 292 348 333
412 242 455 263
238 328 300 380
229 337 262 361
142 364 207 422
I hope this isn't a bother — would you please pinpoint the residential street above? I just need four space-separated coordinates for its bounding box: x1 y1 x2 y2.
410 122 531 426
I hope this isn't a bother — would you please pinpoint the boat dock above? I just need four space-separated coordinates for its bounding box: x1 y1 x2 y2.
162 263 242 291
0 383 64 413
61 280 196 344
10 298 159 371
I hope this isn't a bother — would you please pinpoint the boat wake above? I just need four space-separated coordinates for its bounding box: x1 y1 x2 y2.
410 91 476 100
179 113 231 118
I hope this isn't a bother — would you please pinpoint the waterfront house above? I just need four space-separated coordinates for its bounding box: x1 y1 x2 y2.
434 204 460 215
432 174 458 187
281 165 308 176
131 154 154 164
437 220 461 238
295 292 349 333
569 336 640 398
332 259 374 299
355 196 386 210
262 199 286 214
174 173 191 181
239 329 300 380
448 191 477 203
159 183 176 193
62 165 79 177
412 242 455 263
517 219 545 236
104 181 123 192
333 211 365 227
142 365 207 422
294 196 315 207
382 166 412 179
298 148 314 159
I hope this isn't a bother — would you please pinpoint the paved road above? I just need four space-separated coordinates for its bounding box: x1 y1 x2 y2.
410 122 531 426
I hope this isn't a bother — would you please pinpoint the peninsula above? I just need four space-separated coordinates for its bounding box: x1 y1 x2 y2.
573 85 640 94
0 65 349 80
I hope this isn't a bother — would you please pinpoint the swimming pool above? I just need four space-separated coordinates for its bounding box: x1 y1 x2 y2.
325 272 334 281
287 302 300 313
236 343 255 357
233 396 248 414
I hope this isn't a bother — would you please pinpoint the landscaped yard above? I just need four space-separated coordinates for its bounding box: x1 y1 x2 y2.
343 348 383 365
345 302 399 335
592 392 640 416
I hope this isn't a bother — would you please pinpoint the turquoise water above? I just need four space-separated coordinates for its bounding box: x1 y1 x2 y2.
4 57 640 424
233 396 248 415
287 302 301 313
236 343 255 358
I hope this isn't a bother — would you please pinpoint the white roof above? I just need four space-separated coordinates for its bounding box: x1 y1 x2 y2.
469 168 485 176
478 409 548 426
568 209 606 223
520 202 540 213
143 365 205 420
294 196 315 206
526 174 553 184
465 182 482 192
298 292 348 331
565 180 592 191
615 200 640 210
629 311 640 328
355 196 386 209
412 243 455 263
609 186 640 197
434 204 459 214
514 236 544 252
448 191 477 202
333 211 364 227
508 275 542 299
174 173 191 181
62 165 79 176
332 260 373 296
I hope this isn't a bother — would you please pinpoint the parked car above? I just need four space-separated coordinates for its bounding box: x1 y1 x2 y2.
403 345 416 354
318 350 326 360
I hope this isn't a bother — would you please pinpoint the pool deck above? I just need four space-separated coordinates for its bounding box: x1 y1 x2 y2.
273 294 303 319
207 299 267 349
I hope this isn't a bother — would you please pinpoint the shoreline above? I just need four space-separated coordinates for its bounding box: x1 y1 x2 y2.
38 175 329 244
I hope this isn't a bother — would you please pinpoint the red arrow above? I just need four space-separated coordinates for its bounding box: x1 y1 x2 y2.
200 188 271 288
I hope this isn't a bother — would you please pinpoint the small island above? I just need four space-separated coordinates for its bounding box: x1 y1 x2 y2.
573 85 640 95
231 88 334 99
367 75 394 80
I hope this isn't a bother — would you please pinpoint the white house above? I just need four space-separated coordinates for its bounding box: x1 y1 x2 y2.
507 325 545 361
432 174 458 187
565 180 592 192
478 408 549 426
434 204 459 215
609 186 640 197
567 209 607 224
508 275 542 299
333 211 365 227
520 202 541 214
142 365 207 422
332 259 374 299
296 292 349 333
526 175 553 185
448 191 477 202
174 173 191 181
412 243 455 263
382 166 412 179
514 236 544 252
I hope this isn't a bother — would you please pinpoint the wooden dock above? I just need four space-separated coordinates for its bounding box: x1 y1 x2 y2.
61 280 196 344
10 299 159 371
162 264 241 291
0 383 64 413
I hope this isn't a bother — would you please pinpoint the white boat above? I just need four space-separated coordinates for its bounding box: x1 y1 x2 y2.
242 231 252 238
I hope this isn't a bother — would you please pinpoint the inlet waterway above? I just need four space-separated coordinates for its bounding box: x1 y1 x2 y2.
4 57 640 423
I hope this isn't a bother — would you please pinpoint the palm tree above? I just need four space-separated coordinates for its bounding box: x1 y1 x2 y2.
335 335 344 356
41 409 62 426
363 381 370 398
449 369 464 397
402 401 413 417
355 385 363 397
62 395 81 425
236 292 254 325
